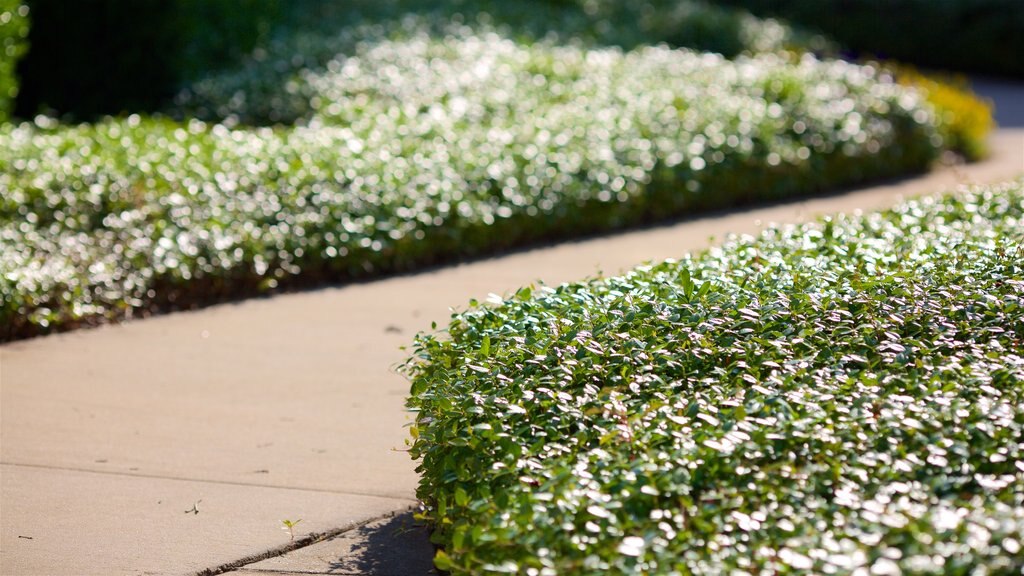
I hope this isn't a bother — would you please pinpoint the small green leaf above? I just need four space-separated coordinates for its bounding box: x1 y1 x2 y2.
681 268 694 300
433 550 454 571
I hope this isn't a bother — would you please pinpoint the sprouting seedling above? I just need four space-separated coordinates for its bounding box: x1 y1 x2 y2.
281 519 302 541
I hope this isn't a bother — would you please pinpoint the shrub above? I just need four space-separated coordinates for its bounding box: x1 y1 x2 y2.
171 2 990 159
714 0 1024 78
172 0 832 125
887 64 994 161
0 0 28 122
0 35 942 339
404 180 1024 574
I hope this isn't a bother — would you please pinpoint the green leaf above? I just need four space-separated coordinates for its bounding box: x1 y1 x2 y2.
433 550 454 572
681 268 694 300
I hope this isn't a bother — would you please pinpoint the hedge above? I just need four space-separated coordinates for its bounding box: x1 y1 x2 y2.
174 5 990 159
0 0 28 122
173 0 831 126
0 34 942 339
404 180 1024 574
9 0 826 121
713 0 1024 78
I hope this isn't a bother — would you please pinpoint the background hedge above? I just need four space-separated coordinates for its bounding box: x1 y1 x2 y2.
0 1 996 339
405 180 1024 574
714 0 1024 78
172 0 830 126
0 37 942 339
0 0 28 122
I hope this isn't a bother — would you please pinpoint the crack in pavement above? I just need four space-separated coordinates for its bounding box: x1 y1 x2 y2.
0 461 417 503
193 508 418 576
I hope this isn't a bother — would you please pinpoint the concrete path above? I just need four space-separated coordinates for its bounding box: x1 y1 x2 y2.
1 80 1022 576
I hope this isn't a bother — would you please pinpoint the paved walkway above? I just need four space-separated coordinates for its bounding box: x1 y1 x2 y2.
1 80 1022 576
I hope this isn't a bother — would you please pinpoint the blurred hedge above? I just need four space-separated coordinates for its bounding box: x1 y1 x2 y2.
0 0 28 122
13 0 282 120
0 37 943 339
714 0 1024 78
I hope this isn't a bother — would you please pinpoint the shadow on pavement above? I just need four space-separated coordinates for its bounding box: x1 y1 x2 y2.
327 511 438 575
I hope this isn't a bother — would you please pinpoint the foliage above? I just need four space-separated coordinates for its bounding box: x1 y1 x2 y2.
173 2 989 157
714 0 1024 78
888 64 994 161
0 0 28 122
172 0 832 125
0 34 942 339
404 180 1024 575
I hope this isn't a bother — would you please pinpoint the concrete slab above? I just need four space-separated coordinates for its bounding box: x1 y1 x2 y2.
0 463 412 576
0 301 422 500
229 511 436 575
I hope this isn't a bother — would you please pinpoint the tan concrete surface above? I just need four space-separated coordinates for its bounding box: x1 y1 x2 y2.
1 85 1021 575
0 463 411 576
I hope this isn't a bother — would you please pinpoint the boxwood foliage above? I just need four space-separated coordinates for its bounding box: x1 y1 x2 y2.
0 33 942 339
173 1 831 126
173 5 989 159
404 181 1024 575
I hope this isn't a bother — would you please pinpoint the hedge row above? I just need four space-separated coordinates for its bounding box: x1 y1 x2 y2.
173 1 830 126
0 35 942 339
175 7 990 159
714 0 1024 78
0 0 28 122
7 0 828 121
404 180 1024 574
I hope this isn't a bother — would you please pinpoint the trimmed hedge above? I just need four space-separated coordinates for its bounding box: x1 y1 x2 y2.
173 4 991 158
404 180 1024 574
714 0 1024 78
9 0 829 121
173 1 831 126
0 0 28 122
0 35 942 339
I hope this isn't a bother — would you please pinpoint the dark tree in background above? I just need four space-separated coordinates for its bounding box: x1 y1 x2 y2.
14 0 281 120
15 0 178 119
714 0 1024 78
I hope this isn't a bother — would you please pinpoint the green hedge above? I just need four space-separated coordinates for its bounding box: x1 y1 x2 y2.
404 180 1024 574
714 0 1024 78
173 0 831 125
173 3 990 159
11 0 827 121
0 34 942 339
0 0 28 122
